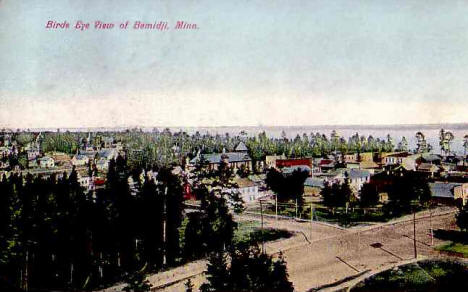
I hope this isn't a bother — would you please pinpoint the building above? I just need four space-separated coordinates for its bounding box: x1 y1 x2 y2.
276 158 313 169
381 152 410 166
344 152 374 163
98 148 118 161
416 163 440 177
430 182 463 205
77 175 94 192
189 143 252 172
347 169 371 193
27 148 41 161
48 152 71 167
454 183 468 206
38 156 55 168
304 177 324 196
317 159 335 173
96 158 110 171
71 154 89 166
232 177 260 202
265 155 287 169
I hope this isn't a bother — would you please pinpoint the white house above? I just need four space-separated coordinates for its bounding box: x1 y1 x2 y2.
27 149 41 161
38 156 55 168
96 158 110 171
77 175 94 192
71 154 89 166
230 178 260 203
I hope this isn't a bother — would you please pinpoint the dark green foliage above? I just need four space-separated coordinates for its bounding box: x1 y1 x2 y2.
321 180 353 209
386 172 432 212
123 266 152 292
266 168 308 208
351 260 468 292
359 183 379 208
183 185 237 260
0 158 184 291
456 205 468 232
202 245 294 292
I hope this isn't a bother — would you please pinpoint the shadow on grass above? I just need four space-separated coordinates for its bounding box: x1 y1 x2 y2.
433 229 468 244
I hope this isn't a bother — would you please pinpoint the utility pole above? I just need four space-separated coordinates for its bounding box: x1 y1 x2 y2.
430 206 434 246
275 194 278 221
413 211 417 259
260 200 265 253
358 231 361 264
295 198 298 219
310 203 313 240
163 186 167 266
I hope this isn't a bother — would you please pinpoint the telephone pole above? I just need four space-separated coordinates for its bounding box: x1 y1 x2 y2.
413 211 417 259
260 199 265 253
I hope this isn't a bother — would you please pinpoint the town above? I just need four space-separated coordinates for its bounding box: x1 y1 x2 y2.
0 127 467 291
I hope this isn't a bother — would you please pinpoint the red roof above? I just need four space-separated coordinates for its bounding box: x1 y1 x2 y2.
276 158 312 168
319 159 334 166
94 178 106 186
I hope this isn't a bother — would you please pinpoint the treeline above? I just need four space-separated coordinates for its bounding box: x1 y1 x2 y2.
4 129 402 169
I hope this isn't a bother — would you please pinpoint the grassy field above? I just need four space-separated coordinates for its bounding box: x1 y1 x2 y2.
436 242 468 257
233 220 293 245
351 259 468 292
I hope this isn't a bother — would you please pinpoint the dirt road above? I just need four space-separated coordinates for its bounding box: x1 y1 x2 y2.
101 207 457 292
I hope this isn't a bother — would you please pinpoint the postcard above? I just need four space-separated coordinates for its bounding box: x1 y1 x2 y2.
0 1 467 292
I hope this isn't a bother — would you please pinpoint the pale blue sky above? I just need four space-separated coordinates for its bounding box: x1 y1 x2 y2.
1 0 467 127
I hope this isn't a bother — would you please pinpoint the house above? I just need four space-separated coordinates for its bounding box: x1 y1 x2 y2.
48 152 71 166
38 156 55 168
304 177 324 196
359 161 381 174
429 182 463 205
0 161 9 169
381 152 410 166
344 152 374 163
347 169 371 193
96 158 110 171
234 142 248 152
189 143 253 172
454 183 468 206
101 137 115 148
232 178 260 203
98 148 118 161
79 149 97 161
318 159 335 173
77 175 94 192
26 148 41 161
71 154 89 166
0 146 13 157
416 163 440 177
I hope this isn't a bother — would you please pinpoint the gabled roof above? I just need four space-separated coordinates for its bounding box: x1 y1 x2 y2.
235 178 256 188
304 177 324 188
282 165 311 174
319 159 334 166
430 182 461 198
347 169 370 179
360 161 379 169
383 152 410 158
418 163 440 171
235 142 248 152
191 152 252 164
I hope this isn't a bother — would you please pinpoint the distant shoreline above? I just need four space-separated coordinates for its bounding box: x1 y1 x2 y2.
2 122 468 132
